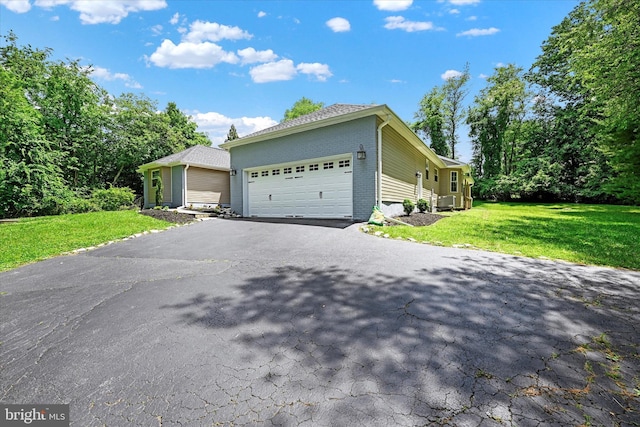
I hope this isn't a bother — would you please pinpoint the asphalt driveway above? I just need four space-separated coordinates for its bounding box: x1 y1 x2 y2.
1 218 639 426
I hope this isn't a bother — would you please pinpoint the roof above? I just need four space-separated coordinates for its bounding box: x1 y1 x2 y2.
438 155 466 167
240 104 379 140
138 145 230 172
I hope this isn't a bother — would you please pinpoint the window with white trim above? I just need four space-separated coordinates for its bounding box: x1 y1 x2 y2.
296 165 305 173
309 164 319 171
323 162 334 169
450 171 458 192
284 167 292 174
151 169 160 187
261 170 269 177
250 172 258 178
434 169 438 182
272 169 280 175
338 160 350 168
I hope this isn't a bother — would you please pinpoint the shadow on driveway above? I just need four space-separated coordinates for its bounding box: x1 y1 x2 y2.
161 254 639 425
226 217 357 229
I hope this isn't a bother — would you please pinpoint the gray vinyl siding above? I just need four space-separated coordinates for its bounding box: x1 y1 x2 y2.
229 116 377 220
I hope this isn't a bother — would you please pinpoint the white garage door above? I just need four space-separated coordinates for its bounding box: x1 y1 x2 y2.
247 156 353 218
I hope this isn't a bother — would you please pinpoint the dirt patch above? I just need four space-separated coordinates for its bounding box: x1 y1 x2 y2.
388 212 445 227
139 209 196 224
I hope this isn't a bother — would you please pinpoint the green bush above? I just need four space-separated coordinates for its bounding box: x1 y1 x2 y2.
417 198 429 213
66 197 100 214
402 199 415 216
91 187 135 211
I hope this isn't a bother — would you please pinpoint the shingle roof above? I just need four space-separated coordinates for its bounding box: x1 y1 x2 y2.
147 145 230 170
438 155 465 167
239 104 379 140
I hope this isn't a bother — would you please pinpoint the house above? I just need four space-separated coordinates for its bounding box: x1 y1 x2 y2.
137 145 230 209
219 104 473 221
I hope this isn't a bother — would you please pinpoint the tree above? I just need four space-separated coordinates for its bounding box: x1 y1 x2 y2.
442 63 470 159
282 97 324 122
529 0 639 203
412 87 448 156
225 124 239 142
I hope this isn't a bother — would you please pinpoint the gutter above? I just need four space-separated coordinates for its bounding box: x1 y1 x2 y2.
376 114 391 207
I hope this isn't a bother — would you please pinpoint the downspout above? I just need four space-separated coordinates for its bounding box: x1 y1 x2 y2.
183 164 189 207
376 114 391 207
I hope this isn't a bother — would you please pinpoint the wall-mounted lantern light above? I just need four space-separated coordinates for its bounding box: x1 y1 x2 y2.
230 169 237 176
357 144 366 160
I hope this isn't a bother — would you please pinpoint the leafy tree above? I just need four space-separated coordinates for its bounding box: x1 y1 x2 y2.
164 101 210 150
442 63 470 159
226 124 239 142
282 97 324 122
412 87 448 156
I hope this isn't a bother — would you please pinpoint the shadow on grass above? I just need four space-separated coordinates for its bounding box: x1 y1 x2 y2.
162 256 639 425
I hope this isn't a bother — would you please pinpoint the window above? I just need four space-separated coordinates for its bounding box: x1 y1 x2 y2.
434 169 438 182
272 169 280 176
151 170 160 187
425 163 429 180
284 167 292 174
450 171 458 192
323 162 334 169
338 159 350 168
261 170 269 177
250 172 258 178
296 165 305 173
309 164 319 171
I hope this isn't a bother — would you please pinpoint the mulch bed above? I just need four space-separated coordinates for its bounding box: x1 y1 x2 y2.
388 212 445 227
139 209 196 224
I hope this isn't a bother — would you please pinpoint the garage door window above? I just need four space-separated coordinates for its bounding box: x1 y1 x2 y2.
309 164 319 171
296 165 305 173
272 169 280 175
250 172 258 178
261 171 268 177
323 162 334 169
339 160 350 168
284 167 292 174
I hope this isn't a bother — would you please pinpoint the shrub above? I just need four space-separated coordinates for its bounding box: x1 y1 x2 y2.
402 199 415 216
417 198 429 213
155 176 163 206
91 187 135 211
66 197 100 214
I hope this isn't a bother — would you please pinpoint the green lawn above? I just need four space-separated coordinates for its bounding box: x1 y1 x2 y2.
0 210 174 272
369 201 640 270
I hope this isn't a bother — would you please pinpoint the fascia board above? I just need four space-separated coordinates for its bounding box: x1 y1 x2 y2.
220 105 386 149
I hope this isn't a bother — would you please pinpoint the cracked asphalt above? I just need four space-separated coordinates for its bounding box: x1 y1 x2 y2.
1 218 639 426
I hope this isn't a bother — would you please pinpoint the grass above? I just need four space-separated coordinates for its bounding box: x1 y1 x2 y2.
370 201 640 270
0 210 174 272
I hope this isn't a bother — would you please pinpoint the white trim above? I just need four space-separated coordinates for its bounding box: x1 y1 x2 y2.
242 153 353 172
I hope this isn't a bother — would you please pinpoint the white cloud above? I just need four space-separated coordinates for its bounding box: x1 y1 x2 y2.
151 24 163 35
384 16 436 32
449 8 460 14
34 0 167 24
441 69 463 80
326 17 350 32
448 0 480 4
149 39 239 69
373 0 413 11
456 27 499 37
191 111 277 145
183 20 253 43
296 62 333 82
169 12 180 25
0 0 31 13
237 47 278 65
390 79 406 83
466 15 477 21
257 11 267 18
250 59 297 83
478 73 489 79
87 66 142 89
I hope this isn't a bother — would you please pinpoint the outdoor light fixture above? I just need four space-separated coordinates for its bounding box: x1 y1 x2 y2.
230 169 237 176
357 144 366 160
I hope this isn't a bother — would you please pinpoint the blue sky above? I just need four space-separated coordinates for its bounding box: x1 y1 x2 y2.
1 0 579 161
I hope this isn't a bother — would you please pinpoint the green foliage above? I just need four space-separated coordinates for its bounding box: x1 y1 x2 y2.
91 187 135 211
226 124 239 141
371 202 640 270
282 97 324 122
155 175 163 206
402 199 415 216
0 210 173 272
417 199 429 213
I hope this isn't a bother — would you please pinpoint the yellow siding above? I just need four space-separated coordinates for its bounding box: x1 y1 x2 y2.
187 167 230 204
381 126 430 203
162 167 172 203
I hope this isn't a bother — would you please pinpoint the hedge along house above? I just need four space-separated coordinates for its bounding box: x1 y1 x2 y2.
137 145 230 209
219 104 474 221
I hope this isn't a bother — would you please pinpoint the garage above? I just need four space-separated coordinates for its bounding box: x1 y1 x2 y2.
246 156 353 218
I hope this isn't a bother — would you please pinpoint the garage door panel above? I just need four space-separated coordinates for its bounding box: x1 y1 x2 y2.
248 157 352 218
